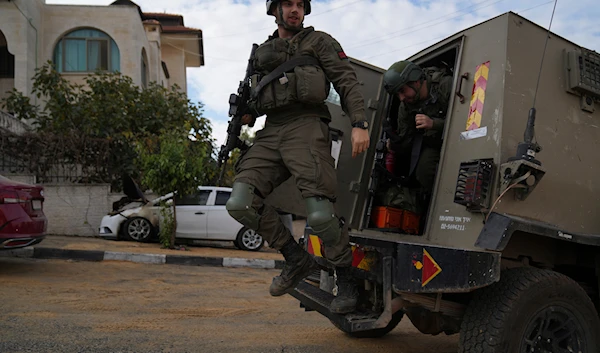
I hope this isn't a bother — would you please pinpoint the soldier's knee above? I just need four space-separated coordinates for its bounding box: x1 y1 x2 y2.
226 182 260 230
306 196 340 246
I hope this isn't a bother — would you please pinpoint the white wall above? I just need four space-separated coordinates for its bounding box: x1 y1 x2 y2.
41 184 122 236
0 0 44 102
161 42 186 91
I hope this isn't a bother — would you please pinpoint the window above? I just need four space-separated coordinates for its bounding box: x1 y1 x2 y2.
53 28 120 73
175 190 211 206
215 191 231 206
141 48 149 88
0 45 14 78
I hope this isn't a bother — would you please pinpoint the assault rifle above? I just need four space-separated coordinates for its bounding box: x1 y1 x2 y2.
216 43 258 186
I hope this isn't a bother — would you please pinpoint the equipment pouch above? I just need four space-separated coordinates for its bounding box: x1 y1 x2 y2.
294 65 329 104
254 39 289 72
254 72 297 112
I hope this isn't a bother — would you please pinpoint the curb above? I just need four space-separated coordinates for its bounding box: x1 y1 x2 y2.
0 247 285 270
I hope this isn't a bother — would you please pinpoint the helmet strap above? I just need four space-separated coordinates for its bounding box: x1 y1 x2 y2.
409 76 426 102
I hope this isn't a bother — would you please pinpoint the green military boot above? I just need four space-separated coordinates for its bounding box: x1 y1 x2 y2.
330 266 359 314
269 239 316 297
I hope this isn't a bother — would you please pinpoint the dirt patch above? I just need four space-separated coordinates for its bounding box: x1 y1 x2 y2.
0 258 459 353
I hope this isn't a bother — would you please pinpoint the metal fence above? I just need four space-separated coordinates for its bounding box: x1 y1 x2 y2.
0 130 122 186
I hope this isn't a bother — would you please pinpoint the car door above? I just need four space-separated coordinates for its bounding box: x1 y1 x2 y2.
174 189 212 239
205 190 242 241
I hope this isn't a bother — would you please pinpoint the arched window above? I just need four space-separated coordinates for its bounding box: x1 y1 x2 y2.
141 48 149 88
0 30 14 78
53 28 120 73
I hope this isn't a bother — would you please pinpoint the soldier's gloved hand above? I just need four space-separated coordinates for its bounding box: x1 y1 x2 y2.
351 128 370 158
415 114 433 130
241 114 255 125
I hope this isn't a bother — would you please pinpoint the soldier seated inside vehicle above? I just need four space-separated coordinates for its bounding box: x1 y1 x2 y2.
371 59 454 234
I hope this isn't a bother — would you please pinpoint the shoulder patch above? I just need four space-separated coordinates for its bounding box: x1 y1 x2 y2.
331 41 348 61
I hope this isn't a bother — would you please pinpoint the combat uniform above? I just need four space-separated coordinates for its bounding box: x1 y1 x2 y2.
391 69 453 191
232 26 365 267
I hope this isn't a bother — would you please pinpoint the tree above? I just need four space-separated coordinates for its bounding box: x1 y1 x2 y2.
0 61 215 188
135 127 210 248
214 126 256 187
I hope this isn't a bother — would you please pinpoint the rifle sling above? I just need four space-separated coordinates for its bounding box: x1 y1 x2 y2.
252 56 320 98
409 133 423 177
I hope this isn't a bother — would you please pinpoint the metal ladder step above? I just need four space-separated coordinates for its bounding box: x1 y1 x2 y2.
290 281 382 333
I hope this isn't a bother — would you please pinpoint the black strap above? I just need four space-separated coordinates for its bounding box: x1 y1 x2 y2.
251 55 320 98
382 118 403 143
409 133 423 177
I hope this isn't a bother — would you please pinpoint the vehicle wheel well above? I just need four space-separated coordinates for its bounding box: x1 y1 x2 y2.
501 230 600 315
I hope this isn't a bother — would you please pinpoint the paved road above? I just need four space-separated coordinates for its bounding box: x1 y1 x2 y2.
0 257 459 353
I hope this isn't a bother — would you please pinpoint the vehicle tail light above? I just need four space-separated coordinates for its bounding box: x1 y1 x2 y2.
454 159 494 212
0 189 21 204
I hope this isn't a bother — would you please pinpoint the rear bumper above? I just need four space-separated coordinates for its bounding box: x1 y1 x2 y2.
305 228 501 293
0 235 45 250
350 233 501 293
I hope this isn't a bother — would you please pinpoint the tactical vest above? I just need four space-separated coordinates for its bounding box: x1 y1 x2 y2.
251 27 330 115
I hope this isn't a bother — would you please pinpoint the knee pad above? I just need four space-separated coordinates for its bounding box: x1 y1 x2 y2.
226 182 260 230
306 197 340 247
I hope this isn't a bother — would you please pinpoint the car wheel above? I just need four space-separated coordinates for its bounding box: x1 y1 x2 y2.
123 217 154 242
235 227 264 251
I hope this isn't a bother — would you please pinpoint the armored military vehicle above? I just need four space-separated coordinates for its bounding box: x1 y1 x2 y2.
265 11 600 352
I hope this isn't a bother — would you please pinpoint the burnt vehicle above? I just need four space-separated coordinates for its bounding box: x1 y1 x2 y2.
265 11 600 352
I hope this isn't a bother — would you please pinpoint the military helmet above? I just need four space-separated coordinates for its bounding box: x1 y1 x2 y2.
383 60 424 95
266 0 312 16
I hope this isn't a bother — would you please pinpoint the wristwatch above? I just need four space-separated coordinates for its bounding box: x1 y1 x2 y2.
352 120 369 129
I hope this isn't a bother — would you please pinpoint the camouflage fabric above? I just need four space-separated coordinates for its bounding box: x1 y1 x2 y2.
234 27 362 267
251 26 365 125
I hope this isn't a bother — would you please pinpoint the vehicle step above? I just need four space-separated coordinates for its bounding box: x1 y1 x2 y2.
290 281 381 333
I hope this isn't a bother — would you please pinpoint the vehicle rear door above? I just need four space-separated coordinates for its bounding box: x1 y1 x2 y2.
175 189 212 239
205 189 241 241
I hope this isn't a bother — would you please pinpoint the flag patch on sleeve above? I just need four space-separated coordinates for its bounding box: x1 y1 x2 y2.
332 41 349 61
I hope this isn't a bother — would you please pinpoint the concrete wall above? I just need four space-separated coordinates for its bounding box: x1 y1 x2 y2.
42 184 122 236
0 1 194 102
0 0 44 102
2 172 165 236
143 22 165 86
0 78 14 102
161 42 186 90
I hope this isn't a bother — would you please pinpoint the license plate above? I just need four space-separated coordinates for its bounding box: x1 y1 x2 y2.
32 200 42 210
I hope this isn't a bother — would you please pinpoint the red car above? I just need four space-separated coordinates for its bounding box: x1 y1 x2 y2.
0 175 47 249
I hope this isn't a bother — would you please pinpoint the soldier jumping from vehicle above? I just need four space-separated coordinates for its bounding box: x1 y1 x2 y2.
225 0 370 314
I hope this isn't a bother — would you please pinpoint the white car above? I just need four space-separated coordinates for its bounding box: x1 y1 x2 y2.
98 186 266 251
